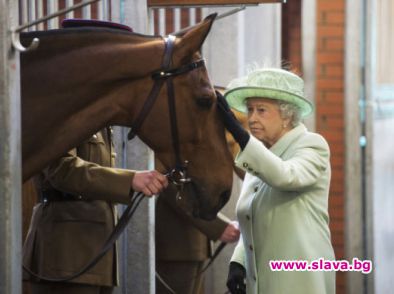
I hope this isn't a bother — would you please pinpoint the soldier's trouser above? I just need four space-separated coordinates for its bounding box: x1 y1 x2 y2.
30 281 113 294
156 260 205 294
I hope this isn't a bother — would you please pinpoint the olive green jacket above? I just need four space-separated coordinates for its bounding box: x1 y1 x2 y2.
23 129 134 286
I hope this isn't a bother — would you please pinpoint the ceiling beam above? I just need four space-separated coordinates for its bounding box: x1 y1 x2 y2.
147 0 285 7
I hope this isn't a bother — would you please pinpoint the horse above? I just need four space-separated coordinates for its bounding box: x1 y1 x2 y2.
20 14 234 220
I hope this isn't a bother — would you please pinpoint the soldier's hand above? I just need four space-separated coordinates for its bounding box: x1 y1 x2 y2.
219 221 240 243
132 170 168 196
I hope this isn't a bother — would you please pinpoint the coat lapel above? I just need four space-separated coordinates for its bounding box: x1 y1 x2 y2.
269 123 307 157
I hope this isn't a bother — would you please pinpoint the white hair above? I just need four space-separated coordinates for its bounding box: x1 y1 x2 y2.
277 101 302 127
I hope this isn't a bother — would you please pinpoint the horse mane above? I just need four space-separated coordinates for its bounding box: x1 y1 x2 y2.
61 19 133 32
21 27 160 39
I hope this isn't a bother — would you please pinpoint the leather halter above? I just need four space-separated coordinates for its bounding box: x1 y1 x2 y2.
127 35 205 188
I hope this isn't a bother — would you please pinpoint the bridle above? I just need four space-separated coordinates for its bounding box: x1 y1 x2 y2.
128 35 227 294
23 34 210 282
127 34 206 192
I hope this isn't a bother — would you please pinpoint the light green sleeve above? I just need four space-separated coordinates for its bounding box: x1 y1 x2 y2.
235 135 329 191
230 236 246 266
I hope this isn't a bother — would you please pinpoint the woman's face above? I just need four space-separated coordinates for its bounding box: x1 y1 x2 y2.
246 97 291 148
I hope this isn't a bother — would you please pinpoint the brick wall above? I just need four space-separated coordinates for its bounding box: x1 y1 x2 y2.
316 1 345 293
283 1 346 293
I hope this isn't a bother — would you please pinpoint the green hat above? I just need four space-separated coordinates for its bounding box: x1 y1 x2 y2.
224 68 313 117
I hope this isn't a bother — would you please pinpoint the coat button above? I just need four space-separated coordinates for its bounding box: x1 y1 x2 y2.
254 186 258 192
249 245 253 251
253 275 257 281
246 215 250 220
93 134 98 139
243 162 248 168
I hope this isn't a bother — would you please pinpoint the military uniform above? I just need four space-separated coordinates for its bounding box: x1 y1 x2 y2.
156 184 230 294
23 128 135 294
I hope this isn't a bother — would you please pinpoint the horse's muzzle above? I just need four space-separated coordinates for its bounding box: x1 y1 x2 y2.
195 189 231 221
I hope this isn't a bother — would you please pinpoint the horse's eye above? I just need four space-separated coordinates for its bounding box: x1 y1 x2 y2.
196 97 213 109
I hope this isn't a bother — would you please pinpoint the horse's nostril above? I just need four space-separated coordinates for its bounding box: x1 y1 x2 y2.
192 209 200 218
220 189 231 205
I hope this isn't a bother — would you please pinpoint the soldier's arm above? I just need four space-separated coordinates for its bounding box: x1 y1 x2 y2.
45 148 135 204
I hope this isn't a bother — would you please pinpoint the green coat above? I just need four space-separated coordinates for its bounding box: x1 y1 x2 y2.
23 129 134 286
231 124 335 294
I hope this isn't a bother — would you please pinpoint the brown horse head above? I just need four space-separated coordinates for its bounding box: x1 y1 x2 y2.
21 14 233 220
126 15 234 220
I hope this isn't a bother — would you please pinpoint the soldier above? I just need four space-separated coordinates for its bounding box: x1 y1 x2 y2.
23 127 168 294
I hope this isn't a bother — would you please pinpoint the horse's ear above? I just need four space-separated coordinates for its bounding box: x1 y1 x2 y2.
174 13 217 60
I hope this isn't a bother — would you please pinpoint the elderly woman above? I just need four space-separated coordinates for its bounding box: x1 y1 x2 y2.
216 68 335 294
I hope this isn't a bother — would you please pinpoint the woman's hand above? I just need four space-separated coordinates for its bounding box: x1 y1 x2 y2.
227 261 246 294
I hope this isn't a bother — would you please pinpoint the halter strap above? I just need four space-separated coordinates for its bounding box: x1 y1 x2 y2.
126 34 204 177
127 35 175 140
152 59 205 80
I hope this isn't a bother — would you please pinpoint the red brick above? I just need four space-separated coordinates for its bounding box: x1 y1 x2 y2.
316 104 344 115
317 78 344 90
329 195 344 206
336 272 346 285
315 110 342 120
294 3 345 292
324 64 344 77
317 38 326 51
319 2 345 11
330 185 344 195
331 167 344 176
326 118 344 128
317 52 344 64
331 228 345 237
320 132 344 143
331 154 345 164
320 90 344 102
334 248 345 259
331 173 345 182
317 98 343 106
318 124 344 133
318 25 345 38
328 220 344 234
331 232 345 246
330 177 344 186
325 38 345 51
329 194 344 202
325 11 345 24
